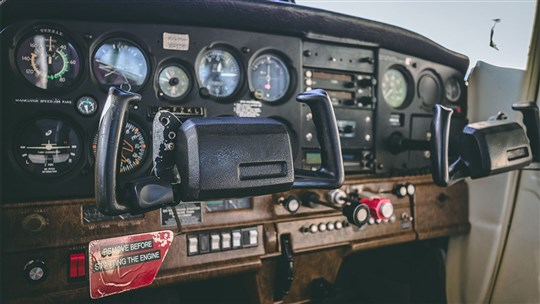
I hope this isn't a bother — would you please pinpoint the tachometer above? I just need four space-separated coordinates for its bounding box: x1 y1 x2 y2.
15 118 82 177
197 48 241 98
92 121 148 174
16 30 81 90
381 67 410 109
249 54 290 102
92 39 149 92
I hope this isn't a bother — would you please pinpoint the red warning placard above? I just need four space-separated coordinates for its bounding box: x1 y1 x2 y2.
88 230 174 299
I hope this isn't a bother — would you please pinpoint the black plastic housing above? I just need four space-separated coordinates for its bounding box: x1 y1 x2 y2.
176 117 294 201
461 120 532 178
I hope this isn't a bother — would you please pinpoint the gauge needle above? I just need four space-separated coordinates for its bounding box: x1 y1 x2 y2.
49 36 52 52
122 139 134 152
383 89 393 100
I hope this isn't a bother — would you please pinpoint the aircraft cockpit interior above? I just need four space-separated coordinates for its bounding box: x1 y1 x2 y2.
1 0 539 303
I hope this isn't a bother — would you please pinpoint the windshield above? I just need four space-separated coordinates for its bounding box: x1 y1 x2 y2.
297 0 536 71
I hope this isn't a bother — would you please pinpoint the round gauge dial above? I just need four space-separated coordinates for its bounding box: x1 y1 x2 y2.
418 72 441 107
76 96 98 116
92 39 149 91
92 121 148 174
15 118 82 177
381 68 409 109
197 48 241 98
158 65 191 100
249 54 290 102
16 31 81 90
445 77 462 102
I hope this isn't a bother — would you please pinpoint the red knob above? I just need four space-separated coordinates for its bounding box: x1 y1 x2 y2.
360 197 394 220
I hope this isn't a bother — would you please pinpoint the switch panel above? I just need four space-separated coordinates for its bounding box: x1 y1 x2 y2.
186 226 259 256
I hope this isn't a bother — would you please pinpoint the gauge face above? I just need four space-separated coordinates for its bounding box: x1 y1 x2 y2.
418 73 441 107
445 77 462 102
92 39 149 91
92 121 148 174
158 65 190 99
76 96 98 116
197 48 241 98
249 54 290 102
381 68 409 109
15 119 82 177
16 32 81 90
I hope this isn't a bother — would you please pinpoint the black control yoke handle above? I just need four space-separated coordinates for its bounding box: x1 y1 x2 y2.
512 102 540 162
430 104 468 187
293 89 344 189
95 88 344 215
95 87 139 215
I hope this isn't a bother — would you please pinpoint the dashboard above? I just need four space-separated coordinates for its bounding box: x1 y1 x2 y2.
1 1 471 303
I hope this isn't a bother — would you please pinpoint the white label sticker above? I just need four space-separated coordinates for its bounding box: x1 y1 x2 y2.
162 32 190 51
234 100 262 117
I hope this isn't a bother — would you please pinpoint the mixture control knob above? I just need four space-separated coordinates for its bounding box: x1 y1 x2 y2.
281 195 300 213
361 197 394 220
23 260 47 283
342 201 370 227
22 213 48 234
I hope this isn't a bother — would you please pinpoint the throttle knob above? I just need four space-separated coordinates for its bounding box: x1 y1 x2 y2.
361 197 394 220
342 201 370 227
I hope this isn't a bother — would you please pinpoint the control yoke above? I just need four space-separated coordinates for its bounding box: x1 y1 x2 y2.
95 88 344 215
431 104 532 187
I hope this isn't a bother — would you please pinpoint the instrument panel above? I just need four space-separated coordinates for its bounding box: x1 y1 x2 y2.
1 21 304 202
0 4 470 302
